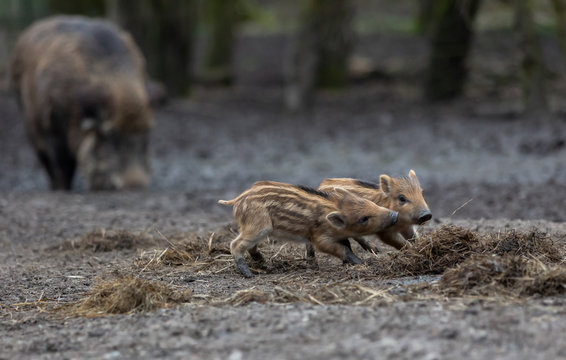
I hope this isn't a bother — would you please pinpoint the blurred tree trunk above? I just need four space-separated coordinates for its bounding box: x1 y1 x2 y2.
515 0 549 116
551 0 566 62
424 0 481 102
415 0 436 35
202 0 238 85
48 0 105 16
107 0 196 97
285 11 318 113
285 0 354 112
314 0 354 88
0 0 48 88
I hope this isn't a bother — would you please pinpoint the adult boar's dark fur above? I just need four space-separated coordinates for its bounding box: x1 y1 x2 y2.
11 16 153 190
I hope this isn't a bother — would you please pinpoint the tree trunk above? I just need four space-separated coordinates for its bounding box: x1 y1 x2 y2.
107 0 196 97
515 0 549 116
48 0 106 16
415 0 436 35
551 0 566 63
424 0 481 102
0 0 48 86
202 0 239 85
285 0 354 112
313 0 354 88
285 4 319 113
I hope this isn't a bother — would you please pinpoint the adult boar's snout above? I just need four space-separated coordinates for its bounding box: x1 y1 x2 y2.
417 210 432 225
120 166 151 189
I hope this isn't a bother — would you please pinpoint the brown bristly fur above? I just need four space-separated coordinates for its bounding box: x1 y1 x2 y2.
219 181 398 277
318 170 431 251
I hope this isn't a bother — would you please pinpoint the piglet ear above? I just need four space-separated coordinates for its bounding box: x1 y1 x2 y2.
379 175 392 195
331 187 353 199
326 211 346 230
329 187 358 207
408 169 420 186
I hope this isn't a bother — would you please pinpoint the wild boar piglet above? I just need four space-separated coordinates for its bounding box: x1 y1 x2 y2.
219 181 399 277
317 170 432 256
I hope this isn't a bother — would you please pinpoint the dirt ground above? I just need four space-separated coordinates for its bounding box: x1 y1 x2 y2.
2 32 566 359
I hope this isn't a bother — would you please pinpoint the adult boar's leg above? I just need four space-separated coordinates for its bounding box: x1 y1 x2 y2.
35 149 57 189
49 138 76 190
35 134 76 190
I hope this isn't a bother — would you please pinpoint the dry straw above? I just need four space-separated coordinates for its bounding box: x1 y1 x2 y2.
439 254 566 297
53 229 155 252
31 224 566 318
380 225 562 278
219 283 396 306
68 276 192 316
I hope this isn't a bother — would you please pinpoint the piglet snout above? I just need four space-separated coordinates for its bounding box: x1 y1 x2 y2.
390 211 399 226
417 211 432 225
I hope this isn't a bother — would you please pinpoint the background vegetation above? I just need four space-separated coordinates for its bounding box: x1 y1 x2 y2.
1 0 566 115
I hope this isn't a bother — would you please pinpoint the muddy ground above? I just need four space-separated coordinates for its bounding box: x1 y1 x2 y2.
2 32 566 359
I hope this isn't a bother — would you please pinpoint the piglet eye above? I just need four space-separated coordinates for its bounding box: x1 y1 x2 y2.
398 195 407 204
358 216 370 225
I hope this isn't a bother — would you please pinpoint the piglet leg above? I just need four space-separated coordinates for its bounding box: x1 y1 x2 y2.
305 243 318 269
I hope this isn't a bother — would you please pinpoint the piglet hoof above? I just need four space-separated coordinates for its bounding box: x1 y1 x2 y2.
236 258 254 278
249 252 265 264
343 249 362 265
307 258 319 270
367 245 380 255
400 241 413 250
358 242 380 254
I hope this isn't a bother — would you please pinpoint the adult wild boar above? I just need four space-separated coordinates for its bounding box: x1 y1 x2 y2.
11 16 152 190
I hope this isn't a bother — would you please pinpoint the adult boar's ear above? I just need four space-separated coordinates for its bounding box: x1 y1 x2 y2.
326 211 346 230
379 175 392 195
408 169 420 186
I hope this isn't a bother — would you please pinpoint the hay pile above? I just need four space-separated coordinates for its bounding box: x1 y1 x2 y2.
381 225 562 277
135 223 313 275
439 254 566 297
482 230 561 262
135 225 234 273
54 229 155 252
383 226 481 276
6 224 565 319
371 225 566 299
68 276 192 316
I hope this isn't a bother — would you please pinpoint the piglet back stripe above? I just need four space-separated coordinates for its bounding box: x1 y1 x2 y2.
354 179 380 190
295 185 330 199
